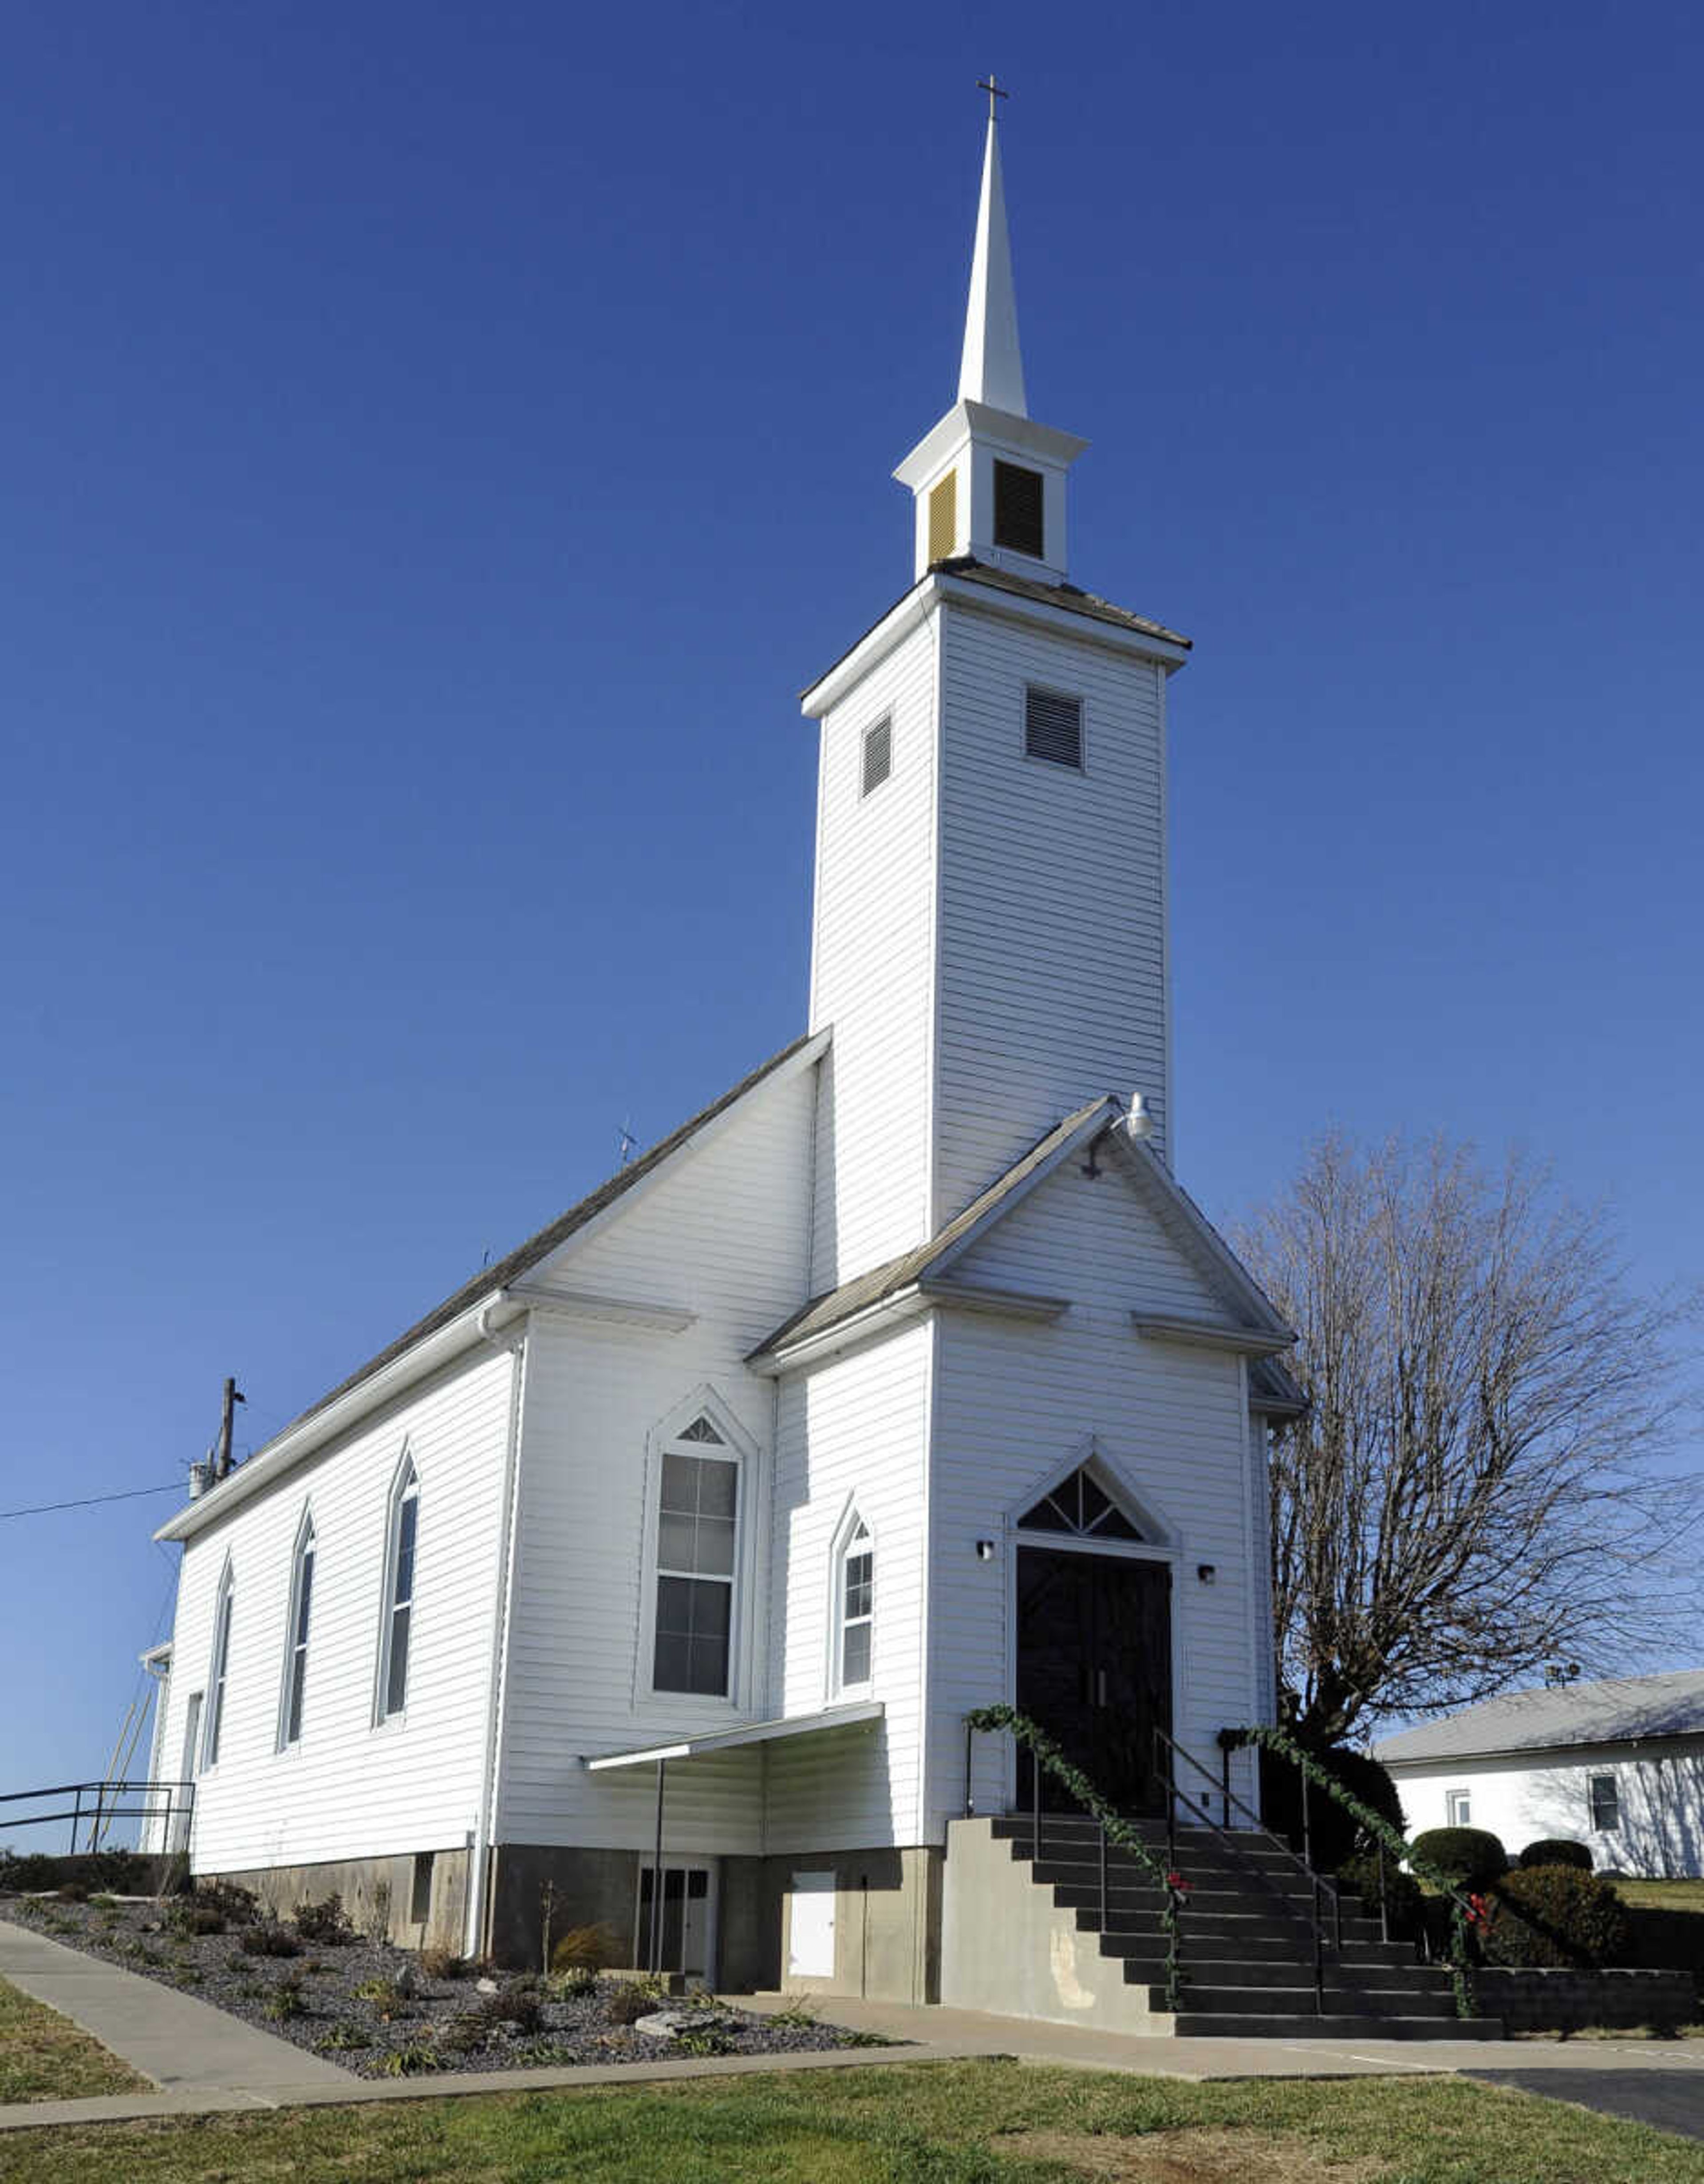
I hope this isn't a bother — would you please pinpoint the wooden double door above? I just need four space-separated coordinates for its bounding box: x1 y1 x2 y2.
1015 1546 1173 1814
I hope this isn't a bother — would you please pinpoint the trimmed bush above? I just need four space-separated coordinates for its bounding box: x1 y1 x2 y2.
606 1981 659 2027
1410 1826 1509 1889
1519 1838 1593 1872
419 1945 469 1981
1257 1743 1407 1873
194 1879 260 1926
292 1893 353 1944
1482 1864 1629 1969
1338 1847 1425 1940
166 1902 226 1937
238 1922 301 1958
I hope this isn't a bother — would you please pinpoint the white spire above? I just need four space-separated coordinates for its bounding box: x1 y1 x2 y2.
957 113 1027 417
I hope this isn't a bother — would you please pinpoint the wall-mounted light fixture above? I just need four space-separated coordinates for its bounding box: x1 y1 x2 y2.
1196 1563 1216 1585
975 1539 996 1562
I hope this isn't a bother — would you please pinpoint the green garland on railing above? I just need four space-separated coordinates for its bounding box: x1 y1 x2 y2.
1225 1722 1478 2020
964 1704 1188 2015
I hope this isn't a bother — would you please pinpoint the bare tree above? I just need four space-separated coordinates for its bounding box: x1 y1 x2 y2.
1235 1133 1700 1747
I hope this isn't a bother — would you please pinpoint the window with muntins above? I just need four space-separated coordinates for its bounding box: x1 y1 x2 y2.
380 1461 418 1721
203 1565 234 1768
1024 685 1083 770
861 716 892 798
654 1417 738 1697
1018 1465 1143 1541
838 1518 873 1690
1445 1788 1471 1827
281 1517 315 1747
1590 1773 1620 1831
993 459 1045 558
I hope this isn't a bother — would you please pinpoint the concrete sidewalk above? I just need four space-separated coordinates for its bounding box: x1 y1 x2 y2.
5 1917 1704 2139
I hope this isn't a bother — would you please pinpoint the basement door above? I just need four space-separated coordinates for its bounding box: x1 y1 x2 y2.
1014 1548 1172 1814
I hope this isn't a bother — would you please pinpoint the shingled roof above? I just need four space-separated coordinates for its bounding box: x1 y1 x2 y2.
934 557 1191 649
1376 1670 1704 1765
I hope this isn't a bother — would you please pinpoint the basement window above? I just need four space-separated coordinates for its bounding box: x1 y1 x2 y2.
993 459 1045 559
1025 685 1084 771
861 716 892 798
411 1851 435 1926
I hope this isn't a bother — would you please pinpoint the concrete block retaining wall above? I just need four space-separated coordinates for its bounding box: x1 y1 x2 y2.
1474 1967 1697 2031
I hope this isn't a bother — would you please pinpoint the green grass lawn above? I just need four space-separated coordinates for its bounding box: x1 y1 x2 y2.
1 2059 1702 2183
0 1978 146 2105
1620 1881 1704 1914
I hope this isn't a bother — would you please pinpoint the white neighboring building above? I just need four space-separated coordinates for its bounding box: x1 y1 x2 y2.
137 114 1301 1997
1377 1671 1704 1879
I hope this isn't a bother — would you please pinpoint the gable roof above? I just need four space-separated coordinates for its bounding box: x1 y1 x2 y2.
749 1097 1293 1370
160 1031 823 1538
1375 1669 1704 1766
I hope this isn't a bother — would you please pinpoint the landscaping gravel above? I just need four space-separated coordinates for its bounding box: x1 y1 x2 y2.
4 1888 890 2079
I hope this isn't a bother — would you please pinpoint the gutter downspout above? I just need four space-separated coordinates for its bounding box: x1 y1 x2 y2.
464 1299 529 1961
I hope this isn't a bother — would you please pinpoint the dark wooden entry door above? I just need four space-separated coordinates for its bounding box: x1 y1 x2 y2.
1015 1547 1172 1813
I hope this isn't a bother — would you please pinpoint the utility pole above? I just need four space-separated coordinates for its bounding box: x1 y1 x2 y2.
213 1377 246 1481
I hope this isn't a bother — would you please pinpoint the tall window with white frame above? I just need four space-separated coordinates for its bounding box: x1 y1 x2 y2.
379 1460 419 1722
202 1562 234 1768
653 1416 738 1698
837 1517 873 1693
280 1515 316 1748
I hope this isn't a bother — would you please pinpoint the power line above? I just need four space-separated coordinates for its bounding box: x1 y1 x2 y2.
0 1483 183 1523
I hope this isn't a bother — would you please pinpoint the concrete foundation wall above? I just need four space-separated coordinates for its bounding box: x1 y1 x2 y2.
940 1817 1171 2036
486 1844 642 1971
747 1846 941 2005
208 1846 469 1954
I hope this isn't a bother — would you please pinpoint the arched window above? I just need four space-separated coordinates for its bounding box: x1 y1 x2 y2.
836 1515 874 1694
379 1458 419 1722
280 1513 316 1748
202 1561 235 1768
1017 1464 1144 1541
652 1414 739 1697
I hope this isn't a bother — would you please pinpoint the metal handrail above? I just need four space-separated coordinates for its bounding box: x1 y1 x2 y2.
0 1779 195 1858
1155 1726 1342 2015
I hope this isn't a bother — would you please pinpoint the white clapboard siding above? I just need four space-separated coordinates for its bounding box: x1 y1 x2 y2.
933 601 1170 1224
1386 1751 1704 1880
490 1059 816 1855
929 1156 1264 1830
807 612 938 1287
763 1318 934 1852
155 1347 515 1874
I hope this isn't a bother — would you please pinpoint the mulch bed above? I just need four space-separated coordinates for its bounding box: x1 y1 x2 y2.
4 1888 888 2079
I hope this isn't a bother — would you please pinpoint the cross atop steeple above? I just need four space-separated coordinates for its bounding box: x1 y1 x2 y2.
975 74 1009 122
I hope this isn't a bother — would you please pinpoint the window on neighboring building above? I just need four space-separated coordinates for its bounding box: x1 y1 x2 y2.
1445 1788 1472 1828
1590 1773 1620 1832
379 1458 419 1721
202 1563 235 1769
280 1515 316 1747
837 1517 874 1692
861 715 892 798
993 459 1045 558
653 1417 738 1697
1024 685 1084 771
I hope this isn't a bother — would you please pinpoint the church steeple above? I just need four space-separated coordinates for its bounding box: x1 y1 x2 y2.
894 92 1087 585
957 109 1026 416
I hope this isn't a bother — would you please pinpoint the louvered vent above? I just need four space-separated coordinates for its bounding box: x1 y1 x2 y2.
1024 686 1083 770
927 473 957 564
861 715 892 797
993 460 1045 559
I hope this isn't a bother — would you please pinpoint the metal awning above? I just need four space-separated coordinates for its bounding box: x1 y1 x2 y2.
583 1699 883 1772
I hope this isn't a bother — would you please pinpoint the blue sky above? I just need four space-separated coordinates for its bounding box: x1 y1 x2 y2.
3 1 1700 1811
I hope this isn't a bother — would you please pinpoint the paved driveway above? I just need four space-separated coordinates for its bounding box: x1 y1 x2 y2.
1470 2065 1704 2145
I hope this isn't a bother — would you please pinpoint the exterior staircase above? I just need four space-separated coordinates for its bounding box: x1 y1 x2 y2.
940 1810 1503 2040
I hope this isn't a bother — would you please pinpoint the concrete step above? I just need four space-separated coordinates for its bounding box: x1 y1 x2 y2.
1054 1891 1384 1944
1114 1955 1450 1994
1151 1975 1456 2013
1169 2011 1505 2041
1088 1928 1408 1964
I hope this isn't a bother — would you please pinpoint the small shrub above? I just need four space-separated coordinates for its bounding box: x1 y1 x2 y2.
194 1880 260 1926
551 1964 600 2000
550 1922 623 1973
87 1892 119 1910
377 2042 442 2076
263 1975 306 2021
675 2023 736 2055
0 1852 66 1893
1410 1826 1509 1890
840 2029 893 2047
419 1944 469 1981
355 1975 409 2020
363 1880 393 1945
766 2001 818 2029
437 2011 488 2054
1520 1838 1594 1872
292 1892 353 1944
1338 1848 1425 1941
465 1982 544 2034
167 1902 226 1938
173 1965 204 1987
239 1923 301 1958
1483 1865 1629 1969
606 1982 658 2027
55 1882 89 1903
312 2020 372 2054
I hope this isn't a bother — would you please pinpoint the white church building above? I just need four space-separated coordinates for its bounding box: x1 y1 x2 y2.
140 114 1302 2004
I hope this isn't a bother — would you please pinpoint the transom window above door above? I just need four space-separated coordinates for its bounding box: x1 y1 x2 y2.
1018 1465 1144 1542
